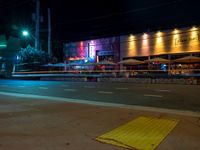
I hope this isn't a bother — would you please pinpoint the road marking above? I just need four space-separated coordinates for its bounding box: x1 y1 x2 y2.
85 86 95 88
116 87 128 90
18 86 25 88
62 85 69 87
0 85 8 87
38 87 48 90
144 94 163 98
155 89 171 92
98 91 113 94
0 91 199 117
64 89 76 92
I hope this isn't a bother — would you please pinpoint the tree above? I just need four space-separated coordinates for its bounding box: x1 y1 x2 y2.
17 45 51 64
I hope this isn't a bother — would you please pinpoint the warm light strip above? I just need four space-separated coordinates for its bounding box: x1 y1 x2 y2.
126 26 199 43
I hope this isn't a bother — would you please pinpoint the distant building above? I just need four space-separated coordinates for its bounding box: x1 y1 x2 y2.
120 26 200 60
63 26 200 63
63 37 120 63
0 35 20 77
0 34 7 53
0 35 7 76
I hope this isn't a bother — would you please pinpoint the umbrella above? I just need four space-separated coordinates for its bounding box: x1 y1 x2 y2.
174 56 200 63
118 59 145 65
95 60 116 65
145 57 170 63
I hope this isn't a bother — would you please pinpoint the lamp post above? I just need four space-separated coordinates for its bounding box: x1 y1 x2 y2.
21 30 37 48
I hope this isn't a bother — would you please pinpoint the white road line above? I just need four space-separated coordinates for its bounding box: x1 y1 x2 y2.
144 94 163 98
38 87 48 90
64 89 76 92
62 85 69 87
98 91 113 94
0 91 199 117
155 89 171 92
18 86 25 88
84 86 95 88
116 87 128 90
0 85 8 87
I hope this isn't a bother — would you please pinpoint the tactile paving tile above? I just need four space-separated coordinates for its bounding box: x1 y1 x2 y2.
96 116 179 150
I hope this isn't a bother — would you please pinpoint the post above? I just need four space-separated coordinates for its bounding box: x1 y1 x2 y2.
48 8 52 56
148 55 150 70
87 43 90 58
168 55 171 74
35 0 40 50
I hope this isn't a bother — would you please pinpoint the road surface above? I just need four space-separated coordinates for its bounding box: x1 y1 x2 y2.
0 79 200 112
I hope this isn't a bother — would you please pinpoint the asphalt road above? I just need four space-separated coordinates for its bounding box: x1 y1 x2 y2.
0 79 200 112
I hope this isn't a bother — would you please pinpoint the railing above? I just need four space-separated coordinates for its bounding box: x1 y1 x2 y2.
12 63 200 78
13 69 200 78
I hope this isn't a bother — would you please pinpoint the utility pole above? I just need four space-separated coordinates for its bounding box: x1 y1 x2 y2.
35 0 40 50
48 8 52 56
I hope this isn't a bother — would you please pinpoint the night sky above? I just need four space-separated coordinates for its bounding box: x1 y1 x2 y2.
0 0 200 42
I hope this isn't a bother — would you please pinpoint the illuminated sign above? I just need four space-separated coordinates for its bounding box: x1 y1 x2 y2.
96 50 113 56
0 35 7 50
0 44 7 48
88 42 96 60
175 34 199 46
79 41 84 57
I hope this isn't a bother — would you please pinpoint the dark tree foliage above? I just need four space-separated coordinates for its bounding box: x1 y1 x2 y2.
17 45 51 64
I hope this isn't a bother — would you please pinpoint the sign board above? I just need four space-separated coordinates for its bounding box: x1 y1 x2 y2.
96 50 114 56
0 35 7 50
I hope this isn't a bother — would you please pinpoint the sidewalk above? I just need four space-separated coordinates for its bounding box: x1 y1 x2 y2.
0 95 200 150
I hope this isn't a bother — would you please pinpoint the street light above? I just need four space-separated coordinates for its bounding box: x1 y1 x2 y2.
22 30 29 37
21 29 39 50
22 30 36 40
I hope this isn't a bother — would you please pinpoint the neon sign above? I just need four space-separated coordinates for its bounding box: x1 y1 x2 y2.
89 41 96 61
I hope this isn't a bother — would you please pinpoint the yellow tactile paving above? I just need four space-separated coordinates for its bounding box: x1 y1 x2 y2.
96 116 179 150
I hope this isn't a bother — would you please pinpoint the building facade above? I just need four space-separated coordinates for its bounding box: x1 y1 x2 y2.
0 35 20 76
63 26 200 63
120 27 200 60
63 37 120 63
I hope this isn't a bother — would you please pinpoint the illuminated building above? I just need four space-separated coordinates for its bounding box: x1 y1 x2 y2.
64 26 200 64
120 26 200 61
64 37 120 63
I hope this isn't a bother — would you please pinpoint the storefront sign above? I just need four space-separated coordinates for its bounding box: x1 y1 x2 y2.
175 34 200 46
97 50 113 56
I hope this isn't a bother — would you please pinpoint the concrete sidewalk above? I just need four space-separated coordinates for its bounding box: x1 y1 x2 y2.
0 95 200 150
